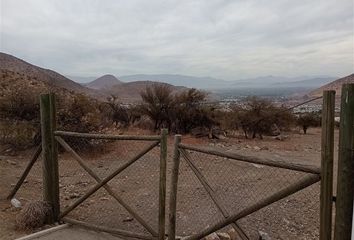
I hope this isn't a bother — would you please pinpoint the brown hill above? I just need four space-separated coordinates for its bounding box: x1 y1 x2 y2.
310 74 354 97
107 81 187 103
86 74 122 90
0 52 105 99
0 69 79 102
0 52 190 104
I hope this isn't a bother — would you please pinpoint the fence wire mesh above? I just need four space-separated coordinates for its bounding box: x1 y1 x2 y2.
0 146 43 203
174 147 320 239
57 136 161 236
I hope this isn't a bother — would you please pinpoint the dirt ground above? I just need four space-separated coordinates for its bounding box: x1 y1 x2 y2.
19 225 125 240
0 127 339 240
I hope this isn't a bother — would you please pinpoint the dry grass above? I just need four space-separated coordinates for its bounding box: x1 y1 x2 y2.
16 201 51 230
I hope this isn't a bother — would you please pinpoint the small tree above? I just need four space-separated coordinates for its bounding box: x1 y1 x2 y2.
173 89 213 133
140 84 174 130
232 97 295 139
296 112 321 134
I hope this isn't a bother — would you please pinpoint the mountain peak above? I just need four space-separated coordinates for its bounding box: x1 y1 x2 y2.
86 74 122 90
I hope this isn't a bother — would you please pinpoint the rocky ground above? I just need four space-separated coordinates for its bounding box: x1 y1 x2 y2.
0 127 338 240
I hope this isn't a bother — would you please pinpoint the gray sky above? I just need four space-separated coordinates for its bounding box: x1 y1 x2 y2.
1 0 353 80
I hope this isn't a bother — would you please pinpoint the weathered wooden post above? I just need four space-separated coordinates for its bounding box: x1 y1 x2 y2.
40 93 60 223
159 128 168 240
320 90 335 240
334 84 354 240
168 135 181 240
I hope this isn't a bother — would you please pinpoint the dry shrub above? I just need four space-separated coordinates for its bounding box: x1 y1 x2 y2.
57 94 104 151
16 201 51 230
139 86 217 133
296 112 321 134
231 97 295 139
140 84 174 130
0 121 39 149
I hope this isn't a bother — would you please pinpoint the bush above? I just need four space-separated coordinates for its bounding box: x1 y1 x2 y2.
100 95 143 128
296 112 321 134
16 201 51 230
139 86 218 134
173 89 216 133
57 94 104 150
230 97 295 139
0 90 40 122
0 121 39 149
140 84 175 130
58 94 102 133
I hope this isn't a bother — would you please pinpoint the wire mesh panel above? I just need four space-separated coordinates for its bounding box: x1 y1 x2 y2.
238 182 320 240
174 145 321 239
0 146 43 203
56 134 163 237
174 156 225 236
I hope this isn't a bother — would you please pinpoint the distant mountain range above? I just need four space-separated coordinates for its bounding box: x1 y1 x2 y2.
271 77 335 88
1 52 352 104
227 75 334 88
119 74 335 89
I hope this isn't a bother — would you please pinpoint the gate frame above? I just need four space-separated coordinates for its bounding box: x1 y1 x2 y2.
168 90 336 240
39 93 168 240
334 84 354 240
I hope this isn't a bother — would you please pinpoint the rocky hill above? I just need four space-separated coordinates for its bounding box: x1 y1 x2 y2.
0 53 190 103
86 74 122 90
0 52 105 99
310 74 354 97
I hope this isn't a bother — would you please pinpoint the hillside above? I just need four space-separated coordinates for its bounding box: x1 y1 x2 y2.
310 74 354 97
271 77 334 88
107 81 187 103
0 53 197 103
0 52 104 99
86 74 122 90
0 69 80 102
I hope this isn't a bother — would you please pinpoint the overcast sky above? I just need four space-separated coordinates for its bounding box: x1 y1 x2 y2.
0 0 353 80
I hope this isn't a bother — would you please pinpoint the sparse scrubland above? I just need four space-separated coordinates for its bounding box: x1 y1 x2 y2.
0 75 322 150
0 53 346 240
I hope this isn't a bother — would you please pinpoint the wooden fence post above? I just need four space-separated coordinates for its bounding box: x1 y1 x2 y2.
40 93 59 223
159 128 168 240
334 84 354 240
168 135 181 240
320 90 335 240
